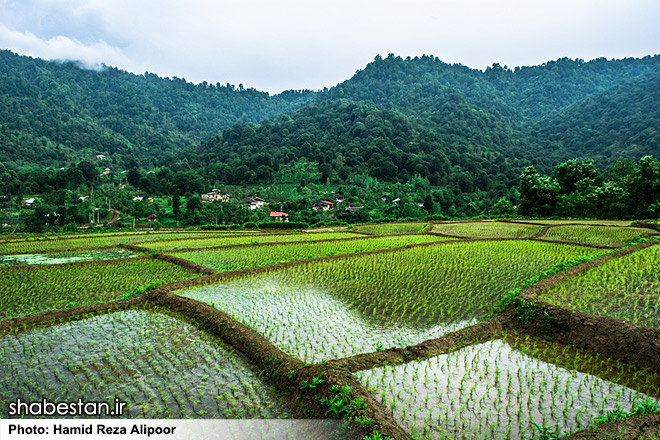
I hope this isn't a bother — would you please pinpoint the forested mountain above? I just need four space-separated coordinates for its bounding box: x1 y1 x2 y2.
1 49 659 218
530 72 660 167
0 49 316 168
193 98 530 193
328 53 660 124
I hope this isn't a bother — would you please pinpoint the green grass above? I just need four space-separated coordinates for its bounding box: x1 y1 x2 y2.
542 225 655 247
173 234 451 272
539 245 660 328
430 221 543 238
0 307 290 418
0 258 199 319
140 232 364 252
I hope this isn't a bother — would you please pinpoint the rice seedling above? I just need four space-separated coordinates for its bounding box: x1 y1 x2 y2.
177 240 601 362
355 337 660 440
539 245 660 328
139 232 364 251
355 223 428 235
0 231 244 254
0 307 290 418
541 225 655 247
0 259 199 319
430 222 543 238
510 220 635 226
173 235 451 272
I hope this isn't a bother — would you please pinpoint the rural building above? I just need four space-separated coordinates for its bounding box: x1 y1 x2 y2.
96 154 106 160
269 211 289 221
21 198 36 208
146 214 158 222
242 197 265 210
332 194 345 203
345 202 363 212
313 200 334 211
202 189 230 202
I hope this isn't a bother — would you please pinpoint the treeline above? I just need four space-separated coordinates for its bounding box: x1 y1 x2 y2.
518 156 660 219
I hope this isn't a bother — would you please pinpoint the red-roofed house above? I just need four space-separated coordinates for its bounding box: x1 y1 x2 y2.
269 211 289 222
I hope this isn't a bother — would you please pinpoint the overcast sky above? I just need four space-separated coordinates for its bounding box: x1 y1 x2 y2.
0 0 658 94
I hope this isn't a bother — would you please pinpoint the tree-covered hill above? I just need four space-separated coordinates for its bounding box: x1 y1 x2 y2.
530 72 660 168
327 53 660 124
0 49 316 168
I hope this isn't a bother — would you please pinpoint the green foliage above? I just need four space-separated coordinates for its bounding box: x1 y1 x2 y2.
119 281 166 300
592 399 659 427
300 376 324 390
320 385 367 420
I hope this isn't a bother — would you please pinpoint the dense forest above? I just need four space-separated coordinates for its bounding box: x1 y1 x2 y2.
0 49 316 168
0 49 659 224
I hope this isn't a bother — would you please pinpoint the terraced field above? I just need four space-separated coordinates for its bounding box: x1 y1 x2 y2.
430 221 543 238
177 240 602 361
540 225 655 247
172 234 451 273
0 258 199 319
0 307 290 418
1 222 658 439
538 244 660 329
138 231 363 251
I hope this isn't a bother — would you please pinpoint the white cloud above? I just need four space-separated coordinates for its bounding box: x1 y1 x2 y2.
0 0 658 92
0 23 131 70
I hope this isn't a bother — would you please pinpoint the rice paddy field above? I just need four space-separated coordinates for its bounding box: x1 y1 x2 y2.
540 225 655 247
172 234 451 273
0 248 139 267
430 222 543 238
138 231 363 251
538 245 660 329
0 257 199 319
177 240 602 362
0 231 235 253
510 219 635 226
1 222 658 437
355 336 660 440
0 307 290 418
355 222 428 235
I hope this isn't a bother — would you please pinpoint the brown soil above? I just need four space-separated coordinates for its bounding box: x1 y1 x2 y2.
329 318 503 373
562 413 660 440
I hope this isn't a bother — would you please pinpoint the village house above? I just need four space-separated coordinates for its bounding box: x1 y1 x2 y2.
312 200 334 211
269 211 289 222
202 189 230 202
96 154 106 160
242 197 265 210
332 193 345 203
344 202 363 212
147 214 158 222
21 198 36 208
